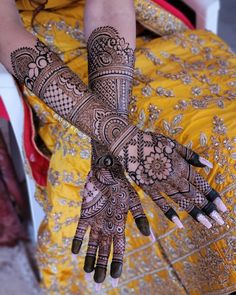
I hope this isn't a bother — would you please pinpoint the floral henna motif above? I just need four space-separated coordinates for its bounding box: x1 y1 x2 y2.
113 130 225 227
143 147 173 181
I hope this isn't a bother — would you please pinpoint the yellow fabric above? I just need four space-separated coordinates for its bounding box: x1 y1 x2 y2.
135 0 189 35
17 1 236 294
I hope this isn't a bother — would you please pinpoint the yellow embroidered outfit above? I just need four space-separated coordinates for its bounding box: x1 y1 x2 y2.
16 0 236 294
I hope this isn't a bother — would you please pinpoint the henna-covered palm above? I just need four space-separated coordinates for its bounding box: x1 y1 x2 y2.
71 153 150 283
111 130 226 228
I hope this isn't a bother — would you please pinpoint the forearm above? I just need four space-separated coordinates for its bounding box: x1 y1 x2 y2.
0 1 137 149
84 0 136 165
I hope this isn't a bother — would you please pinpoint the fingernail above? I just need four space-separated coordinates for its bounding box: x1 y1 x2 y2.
150 228 156 242
85 272 93 280
72 254 78 262
210 211 225 225
94 283 102 292
172 216 184 229
111 278 119 288
197 214 212 229
213 197 228 213
199 157 213 169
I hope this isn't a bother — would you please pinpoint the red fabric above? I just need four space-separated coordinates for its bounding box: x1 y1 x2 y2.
151 0 195 29
22 98 49 187
0 98 10 121
0 95 49 187
0 131 27 246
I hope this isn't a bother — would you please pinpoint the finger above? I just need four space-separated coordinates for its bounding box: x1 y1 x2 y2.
94 236 112 283
192 196 224 225
175 178 224 226
72 218 88 254
175 179 223 225
175 178 214 212
167 186 213 228
189 170 228 212
150 190 184 228
128 183 150 236
214 197 228 213
110 235 125 279
84 229 99 273
175 142 213 168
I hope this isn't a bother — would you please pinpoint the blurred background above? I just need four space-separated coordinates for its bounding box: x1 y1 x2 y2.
218 0 236 51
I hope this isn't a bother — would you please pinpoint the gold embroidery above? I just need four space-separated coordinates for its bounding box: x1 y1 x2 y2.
135 0 188 36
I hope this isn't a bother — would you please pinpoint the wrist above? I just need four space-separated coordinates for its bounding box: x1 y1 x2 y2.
109 124 139 156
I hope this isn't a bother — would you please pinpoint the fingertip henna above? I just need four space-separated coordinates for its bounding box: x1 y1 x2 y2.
201 202 217 216
94 266 107 283
84 255 96 273
186 152 206 167
164 208 179 221
71 238 82 254
134 216 151 236
110 261 123 279
205 188 221 202
188 206 203 221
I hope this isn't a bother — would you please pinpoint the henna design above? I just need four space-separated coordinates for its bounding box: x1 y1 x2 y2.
72 26 151 283
70 29 225 273
10 30 225 244
72 170 147 282
87 26 135 116
10 39 131 146
114 130 223 224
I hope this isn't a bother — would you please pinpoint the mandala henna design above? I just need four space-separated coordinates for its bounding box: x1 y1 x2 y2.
113 130 224 226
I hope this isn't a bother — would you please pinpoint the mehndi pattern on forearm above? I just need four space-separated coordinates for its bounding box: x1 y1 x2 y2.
10 39 131 146
87 26 135 116
88 26 150 226
87 26 180 223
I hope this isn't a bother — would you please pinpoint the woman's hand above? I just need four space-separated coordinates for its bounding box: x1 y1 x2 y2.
71 157 151 285
114 129 227 228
